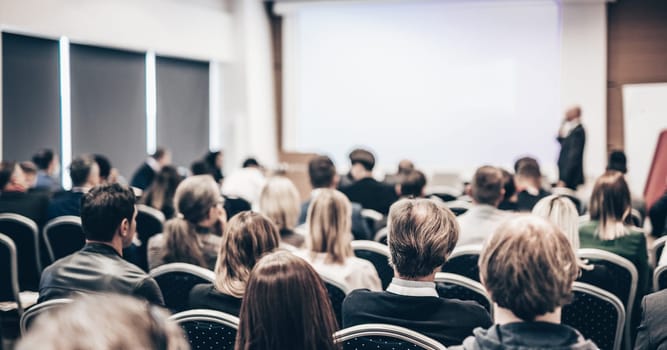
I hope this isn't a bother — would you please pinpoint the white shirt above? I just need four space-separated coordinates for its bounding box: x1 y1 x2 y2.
221 167 266 206
386 278 438 297
456 204 510 247
295 250 382 292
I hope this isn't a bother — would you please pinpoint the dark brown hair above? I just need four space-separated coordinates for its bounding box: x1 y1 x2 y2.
589 171 632 240
235 251 339 350
471 166 503 205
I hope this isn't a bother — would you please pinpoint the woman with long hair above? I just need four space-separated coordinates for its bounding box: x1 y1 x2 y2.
147 175 226 270
258 176 304 248
298 189 381 291
235 251 340 350
188 211 280 315
140 165 182 219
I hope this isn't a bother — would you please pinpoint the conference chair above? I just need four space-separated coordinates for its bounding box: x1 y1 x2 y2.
650 236 667 268
351 240 394 290
654 265 667 291
441 245 482 282
0 214 42 291
149 263 215 313
562 282 625 350
630 208 644 228
373 227 388 245
169 309 239 350
0 233 23 316
320 274 351 328
42 216 84 263
334 323 447 350
361 209 386 233
126 204 166 271
434 272 493 318
19 298 73 334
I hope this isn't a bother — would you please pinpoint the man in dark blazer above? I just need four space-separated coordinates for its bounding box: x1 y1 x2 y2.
635 289 667 349
0 161 49 228
340 148 398 215
557 106 586 189
47 155 101 220
130 148 171 190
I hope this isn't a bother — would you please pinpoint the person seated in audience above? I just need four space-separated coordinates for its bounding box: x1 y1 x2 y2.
38 183 163 305
47 155 101 220
297 189 381 291
20 161 38 190
259 176 305 248
384 159 415 185
607 150 628 174
221 157 266 207
190 159 211 176
635 287 667 349
340 148 398 215
456 215 596 350
32 148 62 192
140 165 182 220
17 294 187 350
498 168 518 211
514 157 550 211
651 189 667 238
0 161 49 227
130 147 171 190
205 150 224 183
236 250 339 350
188 211 279 315
456 165 508 247
94 154 121 184
299 155 372 241
343 198 492 346
148 175 225 270
397 169 427 198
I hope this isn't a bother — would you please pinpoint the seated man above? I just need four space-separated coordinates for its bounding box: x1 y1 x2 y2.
47 155 100 220
340 148 398 215
514 157 550 212
397 169 427 198
635 288 667 349
0 161 49 227
456 215 596 350
32 148 62 193
342 198 492 346
38 183 164 305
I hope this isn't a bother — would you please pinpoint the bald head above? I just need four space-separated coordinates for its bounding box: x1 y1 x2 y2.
565 106 581 121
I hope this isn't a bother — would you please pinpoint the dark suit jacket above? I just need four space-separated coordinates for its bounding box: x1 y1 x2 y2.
188 283 242 316
341 178 398 215
557 124 585 189
130 162 156 190
649 191 667 237
299 200 372 241
516 189 551 212
47 190 84 220
0 191 50 227
635 289 667 350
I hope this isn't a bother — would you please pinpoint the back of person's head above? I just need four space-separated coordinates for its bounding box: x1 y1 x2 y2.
19 161 37 176
480 215 578 321
388 199 459 279
513 156 538 173
17 294 188 350
141 165 183 211
259 176 300 231
566 106 582 121
471 166 504 206
242 157 260 168
397 159 415 175
500 168 516 201
306 189 353 264
532 195 580 250
69 155 100 187
235 251 339 350
32 149 54 170
607 150 627 174
215 211 280 298
0 161 19 190
399 170 427 198
205 151 222 169
308 155 336 189
93 154 112 182
190 159 212 176
349 148 375 171
589 170 632 240
81 183 136 243
152 147 168 161
516 157 542 180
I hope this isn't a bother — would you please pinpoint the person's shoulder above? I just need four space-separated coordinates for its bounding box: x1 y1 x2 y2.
189 282 215 298
438 298 492 323
343 288 377 305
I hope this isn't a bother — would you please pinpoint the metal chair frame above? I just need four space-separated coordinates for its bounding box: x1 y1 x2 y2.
42 215 83 262
0 233 23 315
19 298 74 334
334 323 447 350
434 272 493 319
566 282 625 350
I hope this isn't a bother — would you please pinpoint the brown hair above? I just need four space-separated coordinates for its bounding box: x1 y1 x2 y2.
214 211 280 298
471 166 503 205
589 171 633 240
388 199 459 278
480 215 579 321
306 189 353 264
235 251 339 350
259 176 301 231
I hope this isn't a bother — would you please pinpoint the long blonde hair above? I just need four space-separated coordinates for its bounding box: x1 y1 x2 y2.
306 189 353 264
258 176 300 231
589 171 633 240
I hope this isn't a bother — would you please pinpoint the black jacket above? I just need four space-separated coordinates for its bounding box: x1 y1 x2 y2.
635 289 667 350
455 322 597 350
130 162 156 190
38 243 164 305
557 125 586 189
341 177 398 215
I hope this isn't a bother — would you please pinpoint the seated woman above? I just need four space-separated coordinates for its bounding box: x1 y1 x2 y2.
236 250 339 350
148 175 226 270
297 189 381 291
188 211 280 315
259 176 305 248
140 165 182 219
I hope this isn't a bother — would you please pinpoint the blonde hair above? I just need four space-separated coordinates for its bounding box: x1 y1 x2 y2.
259 176 301 231
589 171 632 240
306 189 353 264
214 211 280 298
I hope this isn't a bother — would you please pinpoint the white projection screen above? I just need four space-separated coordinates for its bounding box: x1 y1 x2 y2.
279 0 562 173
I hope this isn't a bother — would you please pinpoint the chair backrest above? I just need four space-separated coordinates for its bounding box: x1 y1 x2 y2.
136 204 166 244
0 213 41 291
361 209 386 233
434 272 493 318
169 309 239 350
149 263 215 313
650 236 667 268
445 200 471 216
351 240 394 290
654 265 667 291
562 282 625 350
441 245 482 282
630 208 643 228
334 323 447 350
320 274 350 327
0 233 22 314
373 227 388 245
20 298 74 334
42 216 84 263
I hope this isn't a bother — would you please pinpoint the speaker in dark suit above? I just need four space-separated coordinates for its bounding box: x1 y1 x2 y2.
130 148 171 190
557 106 586 189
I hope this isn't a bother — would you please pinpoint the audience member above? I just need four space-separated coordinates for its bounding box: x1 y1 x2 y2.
190 159 211 176
299 155 372 241
456 166 508 246
20 161 38 190
189 211 280 315
93 154 121 184
343 198 492 346
38 183 163 305
221 157 266 206
130 147 171 190
515 157 550 211
140 165 182 219
17 294 187 350
635 288 667 350
456 215 596 350
651 190 667 238
384 159 415 185
0 161 49 227
259 176 305 248
607 150 628 174
32 148 62 192
498 168 518 211
340 148 398 215
397 169 427 198
148 175 225 270
205 150 224 183
47 155 101 220
235 251 339 350
297 189 381 291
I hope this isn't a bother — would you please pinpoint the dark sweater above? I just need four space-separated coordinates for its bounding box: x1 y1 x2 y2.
188 283 242 316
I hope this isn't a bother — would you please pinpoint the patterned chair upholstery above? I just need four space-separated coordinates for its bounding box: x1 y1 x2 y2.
169 309 239 350
351 240 394 290
441 245 482 282
149 263 215 313
334 323 447 350
434 272 493 318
